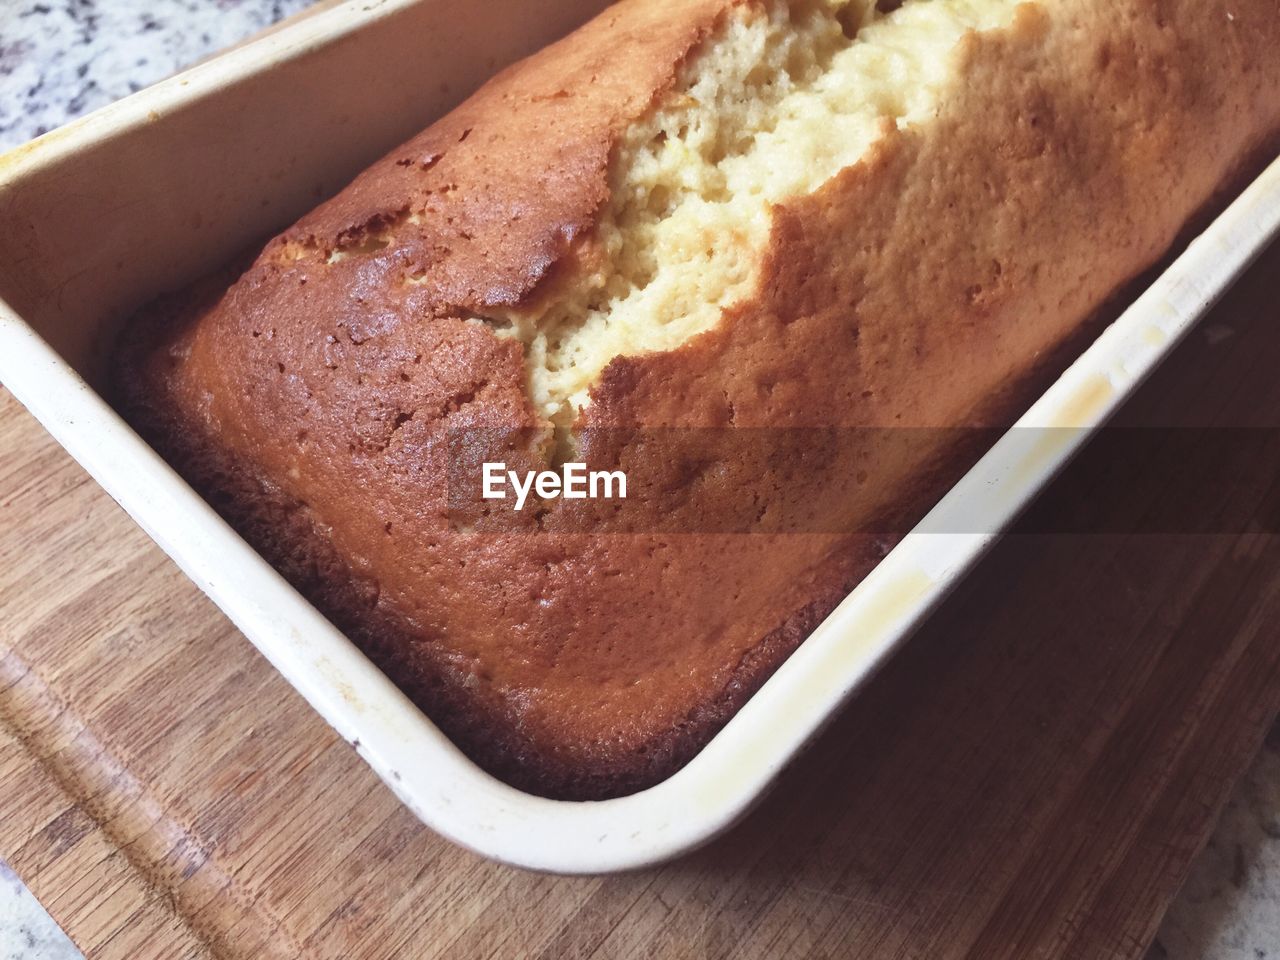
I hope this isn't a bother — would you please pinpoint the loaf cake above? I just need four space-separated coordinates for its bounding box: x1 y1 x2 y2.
116 0 1280 799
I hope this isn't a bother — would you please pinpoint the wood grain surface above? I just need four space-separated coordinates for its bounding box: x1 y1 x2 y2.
2 220 1279 957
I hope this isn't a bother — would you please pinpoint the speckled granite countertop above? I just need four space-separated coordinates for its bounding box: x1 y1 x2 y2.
1 2 1278 958
0 0 312 148
0 864 79 960
1148 726 1280 960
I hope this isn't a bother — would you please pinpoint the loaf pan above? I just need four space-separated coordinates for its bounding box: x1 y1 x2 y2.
1 0 1278 873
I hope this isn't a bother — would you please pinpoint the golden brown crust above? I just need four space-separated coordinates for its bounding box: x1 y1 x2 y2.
116 0 1280 798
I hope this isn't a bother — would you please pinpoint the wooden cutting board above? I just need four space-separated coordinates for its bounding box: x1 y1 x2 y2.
0 237 1276 959
2 88 1279 960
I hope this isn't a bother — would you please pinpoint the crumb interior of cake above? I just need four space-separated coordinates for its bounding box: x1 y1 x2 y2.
493 0 1019 430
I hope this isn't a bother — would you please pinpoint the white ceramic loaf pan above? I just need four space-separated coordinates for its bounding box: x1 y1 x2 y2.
2 0 1279 874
